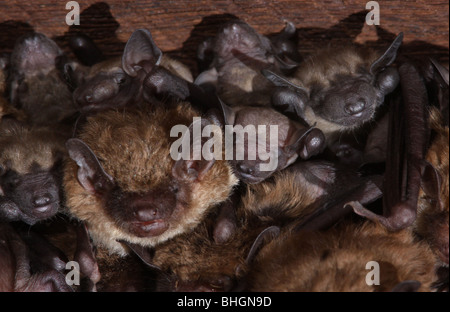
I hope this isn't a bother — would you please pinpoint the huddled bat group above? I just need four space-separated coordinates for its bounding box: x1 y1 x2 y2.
0 13 448 293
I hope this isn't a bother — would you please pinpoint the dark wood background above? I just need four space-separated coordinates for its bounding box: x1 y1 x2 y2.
1 0 448 76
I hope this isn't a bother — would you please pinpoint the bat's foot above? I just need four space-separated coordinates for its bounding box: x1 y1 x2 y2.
346 201 416 231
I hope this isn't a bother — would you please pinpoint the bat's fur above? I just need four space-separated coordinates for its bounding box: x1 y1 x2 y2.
245 221 437 292
64 102 238 256
415 108 449 265
0 124 66 176
9 33 77 127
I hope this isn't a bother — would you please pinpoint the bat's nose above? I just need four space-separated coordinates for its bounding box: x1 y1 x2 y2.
238 163 254 175
345 99 366 115
32 193 53 208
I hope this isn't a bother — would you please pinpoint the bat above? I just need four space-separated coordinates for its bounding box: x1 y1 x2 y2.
350 61 430 231
0 222 73 292
210 98 326 184
195 20 301 107
0 120 67 225
415 106 449 267
64 102 238 256
262 33 403 141
65 29 194 114
9 32 78 127
241 219 437 292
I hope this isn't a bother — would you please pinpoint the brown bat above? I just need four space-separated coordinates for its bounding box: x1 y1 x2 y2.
351 62 430 231
262 33 403 141
9 32 77 127
195 20 301 107
64 102 238 256
414 107 449 266
0 121 67 225
209 98 325 184
241 220 436 292
65 29 193 114
0 222 72 292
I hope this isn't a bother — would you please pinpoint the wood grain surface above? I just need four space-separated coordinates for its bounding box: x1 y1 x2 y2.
1 0 448 75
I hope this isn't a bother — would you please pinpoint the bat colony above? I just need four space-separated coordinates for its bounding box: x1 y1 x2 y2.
0 15 448 292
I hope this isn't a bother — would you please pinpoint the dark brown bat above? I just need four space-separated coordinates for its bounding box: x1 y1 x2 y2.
9 32 77 127
65 29 193 113
0 222 72 292
195 20 300 107
262 33 403 141
210 98 325 184
64 102 238 256
241 220 436 292
0 121 67 225
351 61 430 231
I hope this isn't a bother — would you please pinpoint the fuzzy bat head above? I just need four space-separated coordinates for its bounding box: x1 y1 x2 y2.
64 103 238 255
9 32 76 125
0 122 66 225
65 29 162 113
263 33 403 134
212 99 325 184
195 20 301 107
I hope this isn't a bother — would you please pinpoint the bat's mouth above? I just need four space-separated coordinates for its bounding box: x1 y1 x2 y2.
129 219 169 237
235 171 267 184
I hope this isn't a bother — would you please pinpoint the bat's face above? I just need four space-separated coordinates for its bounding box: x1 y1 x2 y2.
310 74 379 127
65 106 237 254
0 164 61 225
72 62 137 113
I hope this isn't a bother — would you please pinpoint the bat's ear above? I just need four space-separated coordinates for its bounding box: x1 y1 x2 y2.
262 69 309 120
370 32 403 75
421 161 443 210
284 127 326 160
431 58 449 87
63 61 88 89
172 118 217 182
66 138 114 195
122 29 162 77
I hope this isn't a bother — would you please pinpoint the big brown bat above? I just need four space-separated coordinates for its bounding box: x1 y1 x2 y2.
242 220 437 292
64 102 238 256
262 33 403 141
195 20 301 107
9 32 77 127
65 29 193 113
210 98 325 184
0 121 67 225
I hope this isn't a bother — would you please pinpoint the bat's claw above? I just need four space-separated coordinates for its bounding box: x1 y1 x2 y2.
346 201 416 231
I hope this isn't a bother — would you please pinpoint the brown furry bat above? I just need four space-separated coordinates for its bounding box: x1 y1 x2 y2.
263 33 403 142
64 102 238 256
0 121 67 225
65 29 193 113
415 107 449 266
9 32 77 127
211 98 325 184
243 220 436 292
195 20 300 107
